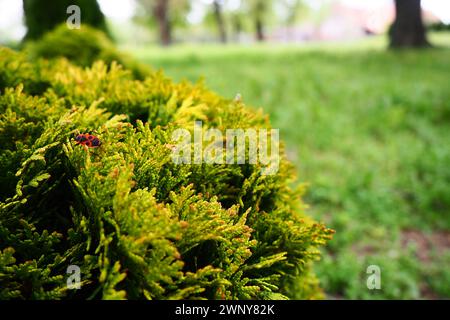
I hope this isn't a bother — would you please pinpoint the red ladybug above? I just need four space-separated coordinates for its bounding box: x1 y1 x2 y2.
74 133 102 148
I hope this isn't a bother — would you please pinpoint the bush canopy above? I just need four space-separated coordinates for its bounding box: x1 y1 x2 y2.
0 30 333 299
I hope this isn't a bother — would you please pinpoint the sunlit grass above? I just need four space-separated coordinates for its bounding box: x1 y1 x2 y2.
126 32 450 60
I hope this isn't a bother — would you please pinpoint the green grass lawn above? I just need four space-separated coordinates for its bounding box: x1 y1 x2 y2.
129 34 450 299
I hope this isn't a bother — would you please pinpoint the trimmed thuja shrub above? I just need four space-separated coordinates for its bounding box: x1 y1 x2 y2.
0 45 334 300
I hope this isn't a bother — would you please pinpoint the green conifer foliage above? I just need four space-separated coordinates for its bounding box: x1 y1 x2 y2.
0 44 334 300
25 25 151 80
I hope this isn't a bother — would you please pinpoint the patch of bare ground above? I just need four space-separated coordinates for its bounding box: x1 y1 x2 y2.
401 229 450 299
400 229 450 263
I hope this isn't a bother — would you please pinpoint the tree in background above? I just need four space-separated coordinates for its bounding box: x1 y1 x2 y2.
22 0 108 41
212 0 227 43
390 0 429 48
280 0 305 28
243 0 272 42
136 0 190 46
228 10 244 42
153 0 172 45
277 0 307 41
253 0 266 41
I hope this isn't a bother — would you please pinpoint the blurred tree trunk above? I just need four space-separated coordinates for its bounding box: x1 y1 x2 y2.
22 0 108 41
231 14 243 42
255 18 264 41
254 1 265 42
390 0 429 48
213 0 227 43
153 0 172 46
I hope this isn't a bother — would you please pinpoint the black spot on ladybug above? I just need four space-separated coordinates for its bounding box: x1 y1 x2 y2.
91 138 101 147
